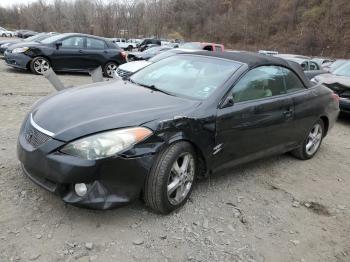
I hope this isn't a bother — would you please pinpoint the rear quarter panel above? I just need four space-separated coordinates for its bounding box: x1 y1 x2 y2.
291 84 339 142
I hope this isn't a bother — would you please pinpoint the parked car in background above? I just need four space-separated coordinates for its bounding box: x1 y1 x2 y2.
15 30 31 38
116 48 199 78
258 50 279 56
128 38 142 45
0 29 14 37
312 61 350 113
15 30 38 38
111 38 138 51
22 31 38 38
137 38 161 51
127 46 173 61
180 42 225 52
0 32 58 55
17 52 339 213
275 54 327 79
4 33 127 77
312 57 333 66
322 59 348 73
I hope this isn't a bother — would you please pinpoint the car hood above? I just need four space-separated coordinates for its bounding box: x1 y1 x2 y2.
119 60 152 73
315 73 350 90
7 41 45 50
31 80 200 142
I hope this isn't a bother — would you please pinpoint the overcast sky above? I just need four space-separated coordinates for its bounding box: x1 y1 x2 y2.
1 0 45 7
1 0 38 7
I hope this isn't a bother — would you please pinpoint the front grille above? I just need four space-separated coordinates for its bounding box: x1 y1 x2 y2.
117 68 132 78
24 119 51 148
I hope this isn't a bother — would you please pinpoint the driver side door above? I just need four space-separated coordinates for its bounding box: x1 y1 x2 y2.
213 66 295 170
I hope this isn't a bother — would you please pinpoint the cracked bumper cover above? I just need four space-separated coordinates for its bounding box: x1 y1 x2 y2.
17 133 156 210
4 51 31 69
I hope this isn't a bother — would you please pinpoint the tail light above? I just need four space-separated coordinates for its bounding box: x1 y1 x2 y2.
331 93 340 102
120 51 127 61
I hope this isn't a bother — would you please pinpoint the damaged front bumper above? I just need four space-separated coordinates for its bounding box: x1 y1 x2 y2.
17 131 156 210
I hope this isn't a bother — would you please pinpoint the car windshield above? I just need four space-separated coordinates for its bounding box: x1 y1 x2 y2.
333 62 350 77
329 60 347 72
41 34 66 44
130 55 240 100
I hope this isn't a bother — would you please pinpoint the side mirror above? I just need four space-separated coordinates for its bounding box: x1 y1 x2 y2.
55 41 62 49
222 96 234 109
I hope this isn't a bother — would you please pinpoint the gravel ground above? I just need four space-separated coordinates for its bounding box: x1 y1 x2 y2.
0 44 349 262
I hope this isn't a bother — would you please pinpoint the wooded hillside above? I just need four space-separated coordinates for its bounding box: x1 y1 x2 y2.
1 0 349 57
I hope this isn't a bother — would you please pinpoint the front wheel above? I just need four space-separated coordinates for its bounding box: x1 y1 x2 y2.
144 142 197 214
30 57 51 75
103 62 118 78
291 120 324 160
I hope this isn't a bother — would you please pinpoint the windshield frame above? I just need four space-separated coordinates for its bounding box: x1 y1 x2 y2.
130 54 242 101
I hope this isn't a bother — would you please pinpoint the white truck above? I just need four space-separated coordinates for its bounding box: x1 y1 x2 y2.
110 38 140 51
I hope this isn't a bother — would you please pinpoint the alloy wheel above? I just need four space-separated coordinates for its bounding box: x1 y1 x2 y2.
106 63 118 77
33 58 50 74
167 153 195 205
305 123 323 156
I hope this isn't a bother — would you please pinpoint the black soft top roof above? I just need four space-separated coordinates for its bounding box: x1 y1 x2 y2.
187 51 312 88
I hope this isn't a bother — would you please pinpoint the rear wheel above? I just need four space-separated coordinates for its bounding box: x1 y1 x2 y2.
144 142 197 214
103 62 118 78
30 57 51 75
291 120 324 160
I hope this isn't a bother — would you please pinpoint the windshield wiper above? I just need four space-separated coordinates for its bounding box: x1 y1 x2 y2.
129 80 174 96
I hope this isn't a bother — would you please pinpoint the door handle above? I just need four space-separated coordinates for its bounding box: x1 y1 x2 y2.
283 108 294 118
78 49 84 53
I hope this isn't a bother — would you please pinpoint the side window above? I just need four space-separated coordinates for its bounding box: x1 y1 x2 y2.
203 45 213 51
86 38 106 49
300 61 308 71
61 37 85 49
281 68 305 93
309 62 319 71
232 66 285 103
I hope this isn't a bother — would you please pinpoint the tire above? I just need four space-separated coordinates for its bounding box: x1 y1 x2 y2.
127 45 133 51
2 34 6 37
144 142 197 214
103 62 118 78
291 119 324 160
30 57 51 75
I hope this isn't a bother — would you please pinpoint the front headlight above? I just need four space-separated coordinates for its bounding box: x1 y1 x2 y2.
60 127 153 160
12 47 29 54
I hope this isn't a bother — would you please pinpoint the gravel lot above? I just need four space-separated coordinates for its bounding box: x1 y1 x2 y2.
0 42 349 261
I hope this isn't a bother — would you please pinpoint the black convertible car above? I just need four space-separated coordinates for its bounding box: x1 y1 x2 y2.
4 33 127 77
17 52 339 214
